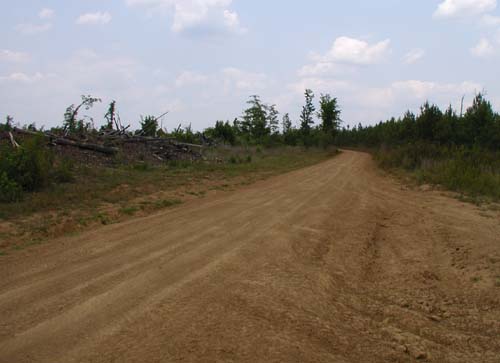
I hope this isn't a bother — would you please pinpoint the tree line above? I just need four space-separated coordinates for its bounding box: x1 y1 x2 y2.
204 90 341 147
335 94 500 150
333 93 499 199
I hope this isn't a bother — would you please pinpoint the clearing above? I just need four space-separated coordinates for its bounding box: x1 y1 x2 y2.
0 150 499 362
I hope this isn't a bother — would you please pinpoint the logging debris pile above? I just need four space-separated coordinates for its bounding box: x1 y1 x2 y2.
1 128 205 166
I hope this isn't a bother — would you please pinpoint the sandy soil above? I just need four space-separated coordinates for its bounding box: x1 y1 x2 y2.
0 150 499 363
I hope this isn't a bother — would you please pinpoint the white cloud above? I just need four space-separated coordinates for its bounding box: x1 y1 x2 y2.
481 13 500 25
285 74 482 126
15 22 52 35
297 36 389 80
76 12 112 25
392 80 480 98
222 9 246 33
297 61 357 78
221 67 268 91
0 49 30 63
126 0 245 34
289 77 353 95
0 72 49 83
471 38 495 57
39 8 55 20
434 0 497 18
175 71 209 87
325 37 391 65
403 48 425 64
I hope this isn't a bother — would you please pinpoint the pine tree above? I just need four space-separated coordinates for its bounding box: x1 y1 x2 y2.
300 89 315 135
241 95 269 142
282 113 292 135
267 104 280 135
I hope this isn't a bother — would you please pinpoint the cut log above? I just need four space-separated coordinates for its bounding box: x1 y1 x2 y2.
13 127 117 155
172 141 204 149
51 138 118 155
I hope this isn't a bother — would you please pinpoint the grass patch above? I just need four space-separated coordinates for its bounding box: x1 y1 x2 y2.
375 144 500 201
119 206 140 216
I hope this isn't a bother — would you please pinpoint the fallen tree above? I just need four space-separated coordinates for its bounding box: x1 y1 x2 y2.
8 127 204 162
12 128 118 155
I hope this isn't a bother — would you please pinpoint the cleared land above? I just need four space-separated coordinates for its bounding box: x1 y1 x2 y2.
0 150 499 362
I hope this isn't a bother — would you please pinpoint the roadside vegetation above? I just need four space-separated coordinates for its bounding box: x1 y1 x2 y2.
336 94 500 200
1 90 341 202
0 89 340 252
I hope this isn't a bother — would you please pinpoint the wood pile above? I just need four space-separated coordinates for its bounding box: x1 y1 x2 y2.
3 128 204 163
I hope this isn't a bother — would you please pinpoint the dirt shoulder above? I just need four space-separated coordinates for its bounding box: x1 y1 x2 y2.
0 150 499 362
0 147 336 254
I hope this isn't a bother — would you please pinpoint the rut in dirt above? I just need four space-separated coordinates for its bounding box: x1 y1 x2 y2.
0 150 499 363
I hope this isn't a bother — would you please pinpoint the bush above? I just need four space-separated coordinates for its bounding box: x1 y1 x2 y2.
0 136 54 202
375 144 500 200
0 172 22 202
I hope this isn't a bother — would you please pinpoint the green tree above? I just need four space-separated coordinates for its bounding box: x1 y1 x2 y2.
300 89 315 135
416 102 442 141
104 100 117 130
208 121 236 145
63 95 101 134
282 113 292 135
318 94 341 136
267 104 280 135
140 115 158 137
241 95 269 142
463 93 496 147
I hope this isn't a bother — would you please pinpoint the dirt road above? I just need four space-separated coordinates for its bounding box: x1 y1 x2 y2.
0 150 499 363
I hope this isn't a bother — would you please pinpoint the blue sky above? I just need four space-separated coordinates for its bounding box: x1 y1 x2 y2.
1 0 500 130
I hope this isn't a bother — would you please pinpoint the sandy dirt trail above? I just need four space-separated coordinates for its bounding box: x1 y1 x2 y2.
0 150 499 363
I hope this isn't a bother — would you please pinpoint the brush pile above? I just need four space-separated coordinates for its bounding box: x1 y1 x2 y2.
3 127 204 166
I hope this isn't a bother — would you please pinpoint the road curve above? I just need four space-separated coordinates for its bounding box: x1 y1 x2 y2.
0 150 499 362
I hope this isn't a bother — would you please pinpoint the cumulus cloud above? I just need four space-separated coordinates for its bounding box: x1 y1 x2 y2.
403 49 425 64
434 0 497 18
325 36 391 65
481 13 500 25
15 22 52 35
471 38 495 57
0 49 30 63
39 8 55 19
223 10 246 33
76 12 112 25
126 0 245 35
297 62 350 78
175 71 209 87
297 36 390 80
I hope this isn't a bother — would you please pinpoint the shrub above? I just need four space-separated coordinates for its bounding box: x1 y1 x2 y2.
0 136 54 202
0 172 22 202
375 144 500 200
